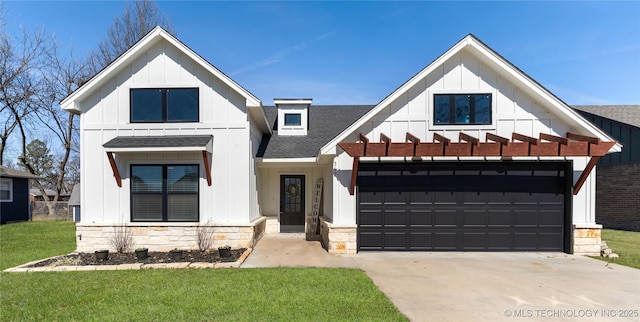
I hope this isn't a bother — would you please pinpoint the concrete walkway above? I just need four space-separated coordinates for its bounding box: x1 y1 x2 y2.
242 234 640 322
241 233 358 268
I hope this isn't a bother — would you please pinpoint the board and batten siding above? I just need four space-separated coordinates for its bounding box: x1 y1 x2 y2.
78 38 254 225
330 48 596 226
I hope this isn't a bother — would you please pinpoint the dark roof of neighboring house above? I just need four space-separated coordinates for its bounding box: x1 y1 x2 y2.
103 135 213 148
573 105 640 128
258 105 374 158
0 166 41 179
30 188 70 197
68 184 80 206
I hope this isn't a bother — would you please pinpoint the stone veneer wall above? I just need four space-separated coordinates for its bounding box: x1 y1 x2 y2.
573 225 602 256
75 218 265 252
595 163 640 232
319 217 357 254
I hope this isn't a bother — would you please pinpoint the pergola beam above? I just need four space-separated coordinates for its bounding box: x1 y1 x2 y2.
337 131 617 196
338 132 614 158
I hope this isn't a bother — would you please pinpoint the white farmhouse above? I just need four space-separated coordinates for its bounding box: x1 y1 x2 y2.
62 27 619 255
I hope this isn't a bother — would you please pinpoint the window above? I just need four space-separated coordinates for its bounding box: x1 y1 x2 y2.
284 113 302 126
131 88 199 122
0 178 12 202
131 165 199 222
434 93 491 125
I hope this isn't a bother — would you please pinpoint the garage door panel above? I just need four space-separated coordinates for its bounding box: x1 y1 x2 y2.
384 232 407 248
539 233 563 250
487 233 512 250
384 210 406 226
434 233 457 250
434 210 457 226
462 233 487 250
433 191 456 204
409 191 431 204
539 211 564 226
410 232 433 248
359 231 382 248
463 211 489 227
488 211 512 227
410 210 433 226
513 210 539 227
463 191 488 204
359 210 383 227
513 233 539 249
360 191 383 204
357 162 567 251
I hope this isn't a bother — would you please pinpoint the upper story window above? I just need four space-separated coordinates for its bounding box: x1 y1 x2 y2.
0 178 12 202
130 88 199 123
434 93 492 125
284 113 302 126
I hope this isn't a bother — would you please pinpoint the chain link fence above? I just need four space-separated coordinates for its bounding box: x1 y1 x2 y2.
31 201 73 221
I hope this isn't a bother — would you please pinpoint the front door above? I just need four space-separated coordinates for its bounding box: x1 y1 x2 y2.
280 175 305 226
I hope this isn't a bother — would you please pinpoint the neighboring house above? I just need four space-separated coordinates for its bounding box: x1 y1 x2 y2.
68 184 81 222
29 188 71 201
0 166 41 224
61 27 620 255
573 105 640 231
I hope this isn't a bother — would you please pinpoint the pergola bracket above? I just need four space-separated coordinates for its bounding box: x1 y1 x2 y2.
106 152 122 187
573 156 600 195
202 150 212 186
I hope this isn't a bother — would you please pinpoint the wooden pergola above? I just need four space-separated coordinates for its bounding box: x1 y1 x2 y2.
338 132 616 196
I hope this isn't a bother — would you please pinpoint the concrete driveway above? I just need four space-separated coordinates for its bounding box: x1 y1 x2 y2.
243 235 640 321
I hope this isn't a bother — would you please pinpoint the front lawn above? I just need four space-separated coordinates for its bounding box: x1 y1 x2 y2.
0 221 406 321
596 228 640 269
0 221 76 270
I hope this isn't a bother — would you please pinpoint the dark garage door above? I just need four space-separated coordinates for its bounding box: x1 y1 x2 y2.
357 162 570 251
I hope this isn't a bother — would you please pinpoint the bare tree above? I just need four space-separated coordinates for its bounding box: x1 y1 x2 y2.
88 0 174 74
0 19 49 165
32 40 88 208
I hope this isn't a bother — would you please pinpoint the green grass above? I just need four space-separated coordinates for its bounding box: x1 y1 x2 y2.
0 221 76 270
595 229 640 269
1 221 407 321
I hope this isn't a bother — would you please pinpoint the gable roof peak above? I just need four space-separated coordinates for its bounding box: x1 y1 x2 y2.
60 25 263 112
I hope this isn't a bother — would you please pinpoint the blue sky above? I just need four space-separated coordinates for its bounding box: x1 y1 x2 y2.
5 1 640 105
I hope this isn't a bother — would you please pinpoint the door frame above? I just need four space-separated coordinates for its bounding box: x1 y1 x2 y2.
279 174 306 228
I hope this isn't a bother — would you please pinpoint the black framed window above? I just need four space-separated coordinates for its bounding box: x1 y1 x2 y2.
284 113 302 126
434 93 491 125
131 164 199 222
131 88 199 122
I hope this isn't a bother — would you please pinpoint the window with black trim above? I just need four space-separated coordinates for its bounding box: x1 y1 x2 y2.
130 88 199 122
434 93 491 125
284 113 302 126
131 165 199 222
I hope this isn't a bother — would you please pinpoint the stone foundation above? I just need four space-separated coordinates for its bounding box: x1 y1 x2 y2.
75 217 265 252
319 217 357 254
573 225 603 256
265 216 280 234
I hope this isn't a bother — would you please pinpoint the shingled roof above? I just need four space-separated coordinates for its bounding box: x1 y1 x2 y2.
0 166 40 179
573 105 640 128
257 105 373 158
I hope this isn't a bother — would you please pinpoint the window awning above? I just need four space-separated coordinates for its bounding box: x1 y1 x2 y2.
103 135 213 153
103 135 213 187
338 132 617 196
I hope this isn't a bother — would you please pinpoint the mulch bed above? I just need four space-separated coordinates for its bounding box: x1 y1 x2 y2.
27 248 246 267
